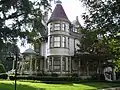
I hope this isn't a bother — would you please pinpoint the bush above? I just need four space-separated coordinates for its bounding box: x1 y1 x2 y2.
9 75 15 80
72 73 78 78
0 64 6 73
91 74 105 80
51 73 58 77
0 73 8 79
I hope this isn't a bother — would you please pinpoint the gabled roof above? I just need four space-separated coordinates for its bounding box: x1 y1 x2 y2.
22 48 37 55
47 3 70 24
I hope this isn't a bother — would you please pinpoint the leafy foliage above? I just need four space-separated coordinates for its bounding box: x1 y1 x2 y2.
0 42 20 71
79 0 120 69
0 0 51 46
0 64 6 73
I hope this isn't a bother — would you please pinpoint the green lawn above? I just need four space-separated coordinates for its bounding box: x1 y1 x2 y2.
0 80 120 90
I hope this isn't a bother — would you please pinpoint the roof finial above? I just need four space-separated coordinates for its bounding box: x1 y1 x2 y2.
55 0 62 4
76 16 79 21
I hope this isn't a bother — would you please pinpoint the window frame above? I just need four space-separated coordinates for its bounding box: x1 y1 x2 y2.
54 23 60 31
50 23 53 31
61 36 66 48
53 56 61 71
53 36 61 47
61 23 66 31
50 36 53 48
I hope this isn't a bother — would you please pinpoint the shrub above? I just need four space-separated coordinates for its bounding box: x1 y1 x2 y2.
72 73 78 78
51 73 58 77
0 73 8 79
9 75 15 80
0 64 6 73
91 74 105 80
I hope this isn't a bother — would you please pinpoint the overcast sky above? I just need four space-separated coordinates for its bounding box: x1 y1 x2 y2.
18 0 85 53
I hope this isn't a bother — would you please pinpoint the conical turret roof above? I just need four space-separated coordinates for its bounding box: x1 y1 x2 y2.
72 16 81 26
48 2 70 24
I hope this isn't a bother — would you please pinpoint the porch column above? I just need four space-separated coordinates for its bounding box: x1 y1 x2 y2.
12 60 15 70
30 55 32 75
35 59 37 74
60 56 63 76
52 57 54 72
20 59 24 75
69 57 72 74
78 60 81 76
86 61 89 76
66 57 68 72
43 57 46 73
47 57 49 71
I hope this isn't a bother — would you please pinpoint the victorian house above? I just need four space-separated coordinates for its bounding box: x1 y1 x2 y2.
20 1 95 77
35 0 82 76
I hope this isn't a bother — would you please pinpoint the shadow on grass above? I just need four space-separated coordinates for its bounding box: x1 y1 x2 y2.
0 83 45 90
79 82 120 89
42 81 120 89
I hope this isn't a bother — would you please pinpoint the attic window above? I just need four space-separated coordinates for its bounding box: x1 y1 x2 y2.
54 23 60 30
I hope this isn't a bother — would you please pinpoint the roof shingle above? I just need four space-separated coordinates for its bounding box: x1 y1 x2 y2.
48 3 70 24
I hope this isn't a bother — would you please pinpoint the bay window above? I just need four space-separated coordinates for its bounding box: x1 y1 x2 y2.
50 36 68 48
53 36 60 47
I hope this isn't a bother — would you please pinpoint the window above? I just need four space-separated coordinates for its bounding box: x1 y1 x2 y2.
53 57 60 71
50 36 68 48
74 28 78 33
49 57 52 71
66 24 69 31
50 23 53 31
61 36 66 47
54 23 60 30
50 36 53 47
54 36 60 47
62 57 66 71
61 23 66 31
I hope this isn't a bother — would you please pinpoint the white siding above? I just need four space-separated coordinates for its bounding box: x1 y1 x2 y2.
40 42 47 57
69 38 74 56
47 48 69 56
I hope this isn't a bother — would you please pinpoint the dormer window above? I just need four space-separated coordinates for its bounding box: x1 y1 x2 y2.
54 23 60 30
74 28 78 33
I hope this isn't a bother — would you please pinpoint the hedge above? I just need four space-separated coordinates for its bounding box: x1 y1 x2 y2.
0 64 6 73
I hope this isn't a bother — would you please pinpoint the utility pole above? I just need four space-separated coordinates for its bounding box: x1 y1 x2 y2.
14 45 18 90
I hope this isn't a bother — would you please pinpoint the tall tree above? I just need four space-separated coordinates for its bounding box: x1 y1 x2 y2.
0 0 51 48
79 0 120 70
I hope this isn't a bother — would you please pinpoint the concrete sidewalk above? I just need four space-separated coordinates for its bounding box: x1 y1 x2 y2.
100 87 120 90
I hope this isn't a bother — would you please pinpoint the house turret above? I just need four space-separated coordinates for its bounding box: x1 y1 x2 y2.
47 0 70 56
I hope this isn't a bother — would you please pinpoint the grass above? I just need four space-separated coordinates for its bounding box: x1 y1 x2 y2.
0 80 120 90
